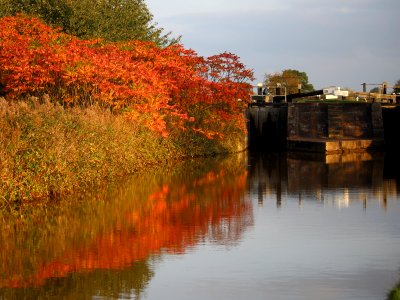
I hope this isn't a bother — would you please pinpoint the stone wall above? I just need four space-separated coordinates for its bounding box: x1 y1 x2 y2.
248 102 385 153
287 103 383 140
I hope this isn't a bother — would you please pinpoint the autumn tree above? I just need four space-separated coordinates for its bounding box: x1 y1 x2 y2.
204 52 254 103
264 69 314 94
205 52 254 84
0 0 177 45
0 16 254 138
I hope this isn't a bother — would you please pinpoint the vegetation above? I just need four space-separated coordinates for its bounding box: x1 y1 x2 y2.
264 69 314 94
387 282 400 300
393 79 400 94
0 0 177 45
0 15 254 207
0 99 171 205
370 86 380 93
0 16 253 136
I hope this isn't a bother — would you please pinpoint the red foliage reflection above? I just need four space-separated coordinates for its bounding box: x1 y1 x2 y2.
3 171 251 288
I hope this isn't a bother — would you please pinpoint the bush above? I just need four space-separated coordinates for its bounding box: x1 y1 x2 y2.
0 16 253 206
0 97 247 206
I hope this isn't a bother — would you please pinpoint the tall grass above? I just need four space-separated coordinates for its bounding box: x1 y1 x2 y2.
0 97 247 207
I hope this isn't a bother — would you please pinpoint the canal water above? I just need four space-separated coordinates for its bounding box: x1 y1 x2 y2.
1 151 400 300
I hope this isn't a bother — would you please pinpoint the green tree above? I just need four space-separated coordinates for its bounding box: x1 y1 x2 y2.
393 79 400 94
387 281 400 300
264 69 314 94
0 0 178 46
0 0 73 31
370 87 380 93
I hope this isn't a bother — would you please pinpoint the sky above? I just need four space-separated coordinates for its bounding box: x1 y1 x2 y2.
146 0 400 91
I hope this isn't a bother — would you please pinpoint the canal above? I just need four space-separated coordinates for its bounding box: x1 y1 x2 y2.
1 151 400 299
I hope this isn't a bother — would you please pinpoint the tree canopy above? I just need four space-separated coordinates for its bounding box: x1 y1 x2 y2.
264 69 314 94
393 79 400 94
0 15 253 138
0 0 177 45
370 87 380 93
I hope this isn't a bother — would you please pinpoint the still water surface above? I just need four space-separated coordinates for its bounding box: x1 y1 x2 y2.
1 152 400 299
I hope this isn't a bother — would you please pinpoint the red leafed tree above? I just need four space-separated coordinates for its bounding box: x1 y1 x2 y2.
204 52 254 102
0 15 254 138
205 52 254 84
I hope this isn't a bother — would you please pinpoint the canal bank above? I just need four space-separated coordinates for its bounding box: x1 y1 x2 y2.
0 98 248 207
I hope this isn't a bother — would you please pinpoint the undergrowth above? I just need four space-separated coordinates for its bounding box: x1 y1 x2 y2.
0 97 246 208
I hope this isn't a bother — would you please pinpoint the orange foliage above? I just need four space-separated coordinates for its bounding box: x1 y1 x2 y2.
0 15 254 138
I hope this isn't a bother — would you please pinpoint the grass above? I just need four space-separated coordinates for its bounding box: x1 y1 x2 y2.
0 97 247 208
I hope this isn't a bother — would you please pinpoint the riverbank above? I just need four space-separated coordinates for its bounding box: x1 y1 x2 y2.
0 16 253 208
0 97 247 208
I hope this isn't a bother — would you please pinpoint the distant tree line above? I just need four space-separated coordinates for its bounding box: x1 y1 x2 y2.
0 0 178 45
264 70 400 95
393 79 400 94
369 79 400 94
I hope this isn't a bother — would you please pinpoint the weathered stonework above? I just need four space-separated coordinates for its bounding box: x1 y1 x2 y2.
248 102 385 153
287 103 384 153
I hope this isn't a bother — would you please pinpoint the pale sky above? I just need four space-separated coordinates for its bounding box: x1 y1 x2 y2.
146 0 400 91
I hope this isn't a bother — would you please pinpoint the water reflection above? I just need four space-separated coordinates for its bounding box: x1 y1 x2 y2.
1 151 400 299
243 151 400 300
248 151 398 210
0 155 252 298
